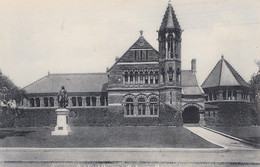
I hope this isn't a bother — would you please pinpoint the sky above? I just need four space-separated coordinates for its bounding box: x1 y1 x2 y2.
0 0 260 88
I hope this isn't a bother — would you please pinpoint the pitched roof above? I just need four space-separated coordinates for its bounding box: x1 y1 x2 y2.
202 57 249 88
107 36 159 72
160 3 181 31
181 70 204 95
24 73 108 94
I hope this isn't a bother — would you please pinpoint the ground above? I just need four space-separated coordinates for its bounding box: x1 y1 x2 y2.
0 126 220 148
209 126 260 145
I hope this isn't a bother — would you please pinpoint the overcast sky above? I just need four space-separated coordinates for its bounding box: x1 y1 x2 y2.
0 0 260 88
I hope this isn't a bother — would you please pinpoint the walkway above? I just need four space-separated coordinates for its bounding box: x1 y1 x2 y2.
185 127 255 150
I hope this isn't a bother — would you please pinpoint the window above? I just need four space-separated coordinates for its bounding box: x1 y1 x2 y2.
162 69 165 83
169 67 173 82
130 71 133 83
138 98 146 115
228 91 232 100
150 98 158 115
44 97 49 107
135 72 138 83
125 72 128 83
134 51 137 60
233 91 237 100
150 71 153 84
126 98 134 116
35 98 40 107
209 93 212 101
146 50 149 60
72 97 76 106
92 97 96 106
77 97 82 106
30 98 34 107
223 91 226 100
140 51 143 60
100 96 105 106
140 71 143 84
145 71 148 84
86 97 91 106
49 97 54 107
155 71 159 84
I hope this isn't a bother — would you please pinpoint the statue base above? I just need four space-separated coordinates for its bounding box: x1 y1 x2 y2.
51 108 72 136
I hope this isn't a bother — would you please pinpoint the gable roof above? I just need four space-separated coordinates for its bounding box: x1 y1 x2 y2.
181 70 204 95
160 3 181 31
23 73 108 94
107 36 159 72
202 56 249 88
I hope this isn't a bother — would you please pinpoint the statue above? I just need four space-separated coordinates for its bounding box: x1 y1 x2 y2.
57 86 68 108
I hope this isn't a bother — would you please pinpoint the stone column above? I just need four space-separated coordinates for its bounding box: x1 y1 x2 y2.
82 97 86 107
218 90 223 100
146 103 150 115
148 75 150 85
138 73 140 84
54 97 59 107
48 97 51 107
128 76 130 84
40 97 44 107
76 97 79 107
96 96 100 106
90 97 93 106
134 102 138 116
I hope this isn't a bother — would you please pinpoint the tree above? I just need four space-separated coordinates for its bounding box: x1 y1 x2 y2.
0 70 27 105
249 70 260 125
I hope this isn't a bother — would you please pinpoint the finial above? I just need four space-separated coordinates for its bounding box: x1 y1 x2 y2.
221 54 224 59
140 30 143 37
168 0 172 6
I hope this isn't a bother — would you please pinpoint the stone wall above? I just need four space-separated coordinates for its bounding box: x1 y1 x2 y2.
205 101 254 126
1 103 181 127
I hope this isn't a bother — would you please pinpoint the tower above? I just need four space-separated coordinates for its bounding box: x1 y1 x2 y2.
158 1 182 110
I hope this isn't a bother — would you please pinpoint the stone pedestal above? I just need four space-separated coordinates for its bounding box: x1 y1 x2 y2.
51 108 72 136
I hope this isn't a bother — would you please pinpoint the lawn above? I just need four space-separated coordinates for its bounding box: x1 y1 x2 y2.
0 126 220 148
209 126 260 145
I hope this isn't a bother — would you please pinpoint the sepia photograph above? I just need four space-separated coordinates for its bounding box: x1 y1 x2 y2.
0 0 260 166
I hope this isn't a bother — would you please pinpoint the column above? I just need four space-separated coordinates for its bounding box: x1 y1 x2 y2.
133 74 135 84
148 75 150 85
134 102 138 116
82 97 86 107
128 76 130 85
138 72 140 84
153 75 155 85
146 103 150 116
90 97 93 106
48 97 51 107
218 90 223 100
104 97 107 106
40 97 44 107
96 96 100 106
33 98 36 108
76 97 79 107
54 97 59 107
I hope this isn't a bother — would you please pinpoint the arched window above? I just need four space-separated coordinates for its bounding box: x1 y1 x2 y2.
130 71 133 83
155 71 159 84
44 97 49 107
145 71 148 84
126 98 134 116
72 97 76 106
77 97 82 106
169 67 173 82
30 98 34 107
138 98 146 115
125 72 128 83
35 98 40 107
135 72 138 83
49 97 54 107
150 71 154 84
150 97 158 115
140 71 143 84
176 68 181 83
223 91 226 100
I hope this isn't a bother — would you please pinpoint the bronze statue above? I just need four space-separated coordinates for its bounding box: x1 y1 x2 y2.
57 86 68 108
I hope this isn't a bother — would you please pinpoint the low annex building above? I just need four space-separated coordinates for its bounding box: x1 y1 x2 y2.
20 2 206 126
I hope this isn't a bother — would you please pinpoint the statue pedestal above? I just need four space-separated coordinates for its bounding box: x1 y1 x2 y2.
51 108 72 136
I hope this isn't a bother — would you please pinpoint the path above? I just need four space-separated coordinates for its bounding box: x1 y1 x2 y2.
185 127 256 150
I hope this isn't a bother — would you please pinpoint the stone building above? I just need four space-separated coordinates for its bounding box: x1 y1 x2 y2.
202 56 252 126
20 2 206 126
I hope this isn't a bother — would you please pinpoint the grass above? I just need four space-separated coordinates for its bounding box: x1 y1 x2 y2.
209 126 260 144
0 126 220 148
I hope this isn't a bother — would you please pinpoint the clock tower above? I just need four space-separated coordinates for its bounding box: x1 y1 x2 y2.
158 1 182 110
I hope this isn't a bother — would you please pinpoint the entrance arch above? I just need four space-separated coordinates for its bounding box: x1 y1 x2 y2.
182 106 200 123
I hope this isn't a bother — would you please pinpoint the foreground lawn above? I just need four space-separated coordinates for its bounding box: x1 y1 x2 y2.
209 126 260 145
0 126 220 148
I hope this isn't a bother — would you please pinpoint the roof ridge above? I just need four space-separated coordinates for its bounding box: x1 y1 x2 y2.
50 72 106 75
218 58 223 86
223 59 249 87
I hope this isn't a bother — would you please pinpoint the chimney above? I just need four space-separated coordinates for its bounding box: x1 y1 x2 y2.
191 59 196 73
115 57 120 62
